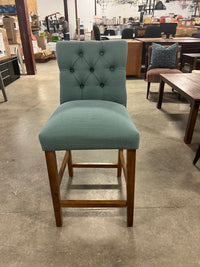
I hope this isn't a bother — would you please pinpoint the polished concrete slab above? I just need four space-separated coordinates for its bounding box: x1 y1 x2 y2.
0 61 199 266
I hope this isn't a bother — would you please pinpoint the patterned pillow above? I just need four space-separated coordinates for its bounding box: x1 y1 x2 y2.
147 42 178 70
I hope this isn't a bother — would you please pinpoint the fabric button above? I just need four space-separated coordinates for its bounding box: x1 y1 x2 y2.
90 67 94 73
110 66 115 71
70 67 74 73
100 51 104 56
100 83 104 88
80 84 84 89
79 51 83 57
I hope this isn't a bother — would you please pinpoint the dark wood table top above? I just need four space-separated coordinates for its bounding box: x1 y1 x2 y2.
160 73 200 102
136 37 200 43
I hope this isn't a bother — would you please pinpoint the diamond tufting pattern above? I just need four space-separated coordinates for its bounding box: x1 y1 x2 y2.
56 40 128 106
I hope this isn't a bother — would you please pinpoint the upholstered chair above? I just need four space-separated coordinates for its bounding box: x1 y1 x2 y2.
122 28 135 39
39 41 140 227
144 25 161 38
104 29 115 36
146 43 182 99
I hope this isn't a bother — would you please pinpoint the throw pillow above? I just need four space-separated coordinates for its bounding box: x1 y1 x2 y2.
147 42 178 70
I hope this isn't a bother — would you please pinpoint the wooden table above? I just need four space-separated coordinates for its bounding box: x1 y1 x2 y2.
136 37 200 75
181 53 200 72
157 73 200 144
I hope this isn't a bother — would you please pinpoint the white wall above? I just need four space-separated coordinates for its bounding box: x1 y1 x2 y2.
67 0 76 39
37 0 195 38
96 1 194 19
37 0 64 20
77 0 95 31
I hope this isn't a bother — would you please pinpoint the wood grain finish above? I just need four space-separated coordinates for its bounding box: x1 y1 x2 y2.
72 163 118 168
117 149 122 177
60 200 127 208
44 149 137 227
68 150 73 177
45 151 62 227
126 40 143 77
58 151 69 186
119 150 127 182
126 150 136 227
157 73 200 144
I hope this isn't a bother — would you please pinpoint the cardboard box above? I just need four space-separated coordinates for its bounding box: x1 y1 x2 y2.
3 16 21 44
177 19 195 28
176 27 197 37
34 49 52 60
0 28 11 61
36 35 46 50
45 32 53 43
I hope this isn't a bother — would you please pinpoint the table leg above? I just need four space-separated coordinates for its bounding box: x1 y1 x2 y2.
189 59 194 73
192 58 197 71
184 102 199 144
180 57 185 71
157 80 165 109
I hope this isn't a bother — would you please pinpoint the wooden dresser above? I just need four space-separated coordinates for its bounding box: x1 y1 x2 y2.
126 40 143 78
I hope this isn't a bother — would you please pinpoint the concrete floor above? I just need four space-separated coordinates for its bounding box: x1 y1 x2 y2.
0 61 200 267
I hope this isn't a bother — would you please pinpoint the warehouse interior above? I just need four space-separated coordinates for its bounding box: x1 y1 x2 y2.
0 0 200 266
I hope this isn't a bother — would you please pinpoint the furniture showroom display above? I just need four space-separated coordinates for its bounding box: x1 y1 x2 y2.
146 43 182 99
136 37 200 75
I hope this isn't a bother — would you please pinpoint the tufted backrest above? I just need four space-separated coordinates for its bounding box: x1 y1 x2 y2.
56 40 128 106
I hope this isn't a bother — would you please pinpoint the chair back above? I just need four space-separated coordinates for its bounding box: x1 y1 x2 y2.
144 26 161 38
56 40 128 106
93 25 100 40
147 44 181 68
122 28 134 39
104 29 115 36
192 32 200 38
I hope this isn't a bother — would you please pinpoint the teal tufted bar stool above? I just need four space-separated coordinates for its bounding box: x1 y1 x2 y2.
39 40 139 227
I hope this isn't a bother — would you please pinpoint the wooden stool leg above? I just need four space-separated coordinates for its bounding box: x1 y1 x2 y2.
45 151 62 227
146 82 151 99
117 149 122 177
68 150 73 177
193 144 200 165
126 150 136 227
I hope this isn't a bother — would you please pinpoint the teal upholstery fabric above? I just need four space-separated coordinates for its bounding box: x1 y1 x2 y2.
148 42 178 70
39 100 139 151
39 40 139 151
56 41 127 106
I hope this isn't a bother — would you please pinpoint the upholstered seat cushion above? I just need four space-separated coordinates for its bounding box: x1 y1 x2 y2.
146 68 182 83
39 100 139 151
